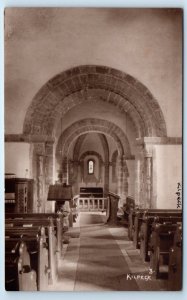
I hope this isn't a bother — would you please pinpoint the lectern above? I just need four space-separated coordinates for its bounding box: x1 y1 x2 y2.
47 184 73 226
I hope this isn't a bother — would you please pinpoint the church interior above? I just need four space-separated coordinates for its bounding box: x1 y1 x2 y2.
4 8 182 292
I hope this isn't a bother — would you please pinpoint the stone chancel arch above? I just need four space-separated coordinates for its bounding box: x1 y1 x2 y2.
23 65 167 138
21 65 169 210
56 118 132 161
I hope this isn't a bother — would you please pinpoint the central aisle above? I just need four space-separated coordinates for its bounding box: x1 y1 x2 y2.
51 212 167 291
74 213 139 291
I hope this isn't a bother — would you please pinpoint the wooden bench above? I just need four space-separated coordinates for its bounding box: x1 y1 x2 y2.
139 213 182 261
5 240 37 291
6 213 59 218
128 208 149 241
168 224 182 290
149 222 179 279
5 223 57 289
5 213 64 258
128 209 136 240
5 226 49 289
131 209 182 249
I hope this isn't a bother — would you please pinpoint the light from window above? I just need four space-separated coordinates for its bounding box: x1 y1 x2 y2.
88 160 94 174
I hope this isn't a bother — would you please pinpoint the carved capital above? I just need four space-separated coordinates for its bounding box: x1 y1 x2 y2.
34 143 45 155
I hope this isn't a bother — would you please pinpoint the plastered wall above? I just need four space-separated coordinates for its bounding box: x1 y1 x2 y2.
5 8 182 137
153 145 182 209
5 143 31 178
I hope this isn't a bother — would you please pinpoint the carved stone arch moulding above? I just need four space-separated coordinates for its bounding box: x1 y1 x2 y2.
23 65 167 138
55 118 132 162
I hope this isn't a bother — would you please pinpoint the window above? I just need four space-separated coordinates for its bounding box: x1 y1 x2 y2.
88 160 94 174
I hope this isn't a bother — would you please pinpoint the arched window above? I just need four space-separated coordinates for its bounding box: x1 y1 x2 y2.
88 159 94 174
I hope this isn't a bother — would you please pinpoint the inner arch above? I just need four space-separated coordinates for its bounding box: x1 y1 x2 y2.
56 118 132 161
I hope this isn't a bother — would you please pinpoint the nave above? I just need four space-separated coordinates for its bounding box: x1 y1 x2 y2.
48 212 167 292
5 8 182 293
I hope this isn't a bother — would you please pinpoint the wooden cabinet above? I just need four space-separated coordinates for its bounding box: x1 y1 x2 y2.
5 178 34 213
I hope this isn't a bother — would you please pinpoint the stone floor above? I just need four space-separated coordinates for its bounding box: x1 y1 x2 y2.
48 212 168 291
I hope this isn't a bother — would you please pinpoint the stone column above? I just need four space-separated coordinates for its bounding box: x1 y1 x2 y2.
72 160 79 193
45 142 55 212
145 153 152 209
135 158 141 207
121 155 128 204
138 143 153 209
80 160 84 182
135 144 144 208
37 155 44 213
62 156 68 184
117 155 129 206
33 143 45 213
104 161 109 196
117 156 123 205
73 160 79 179
45 142 54 185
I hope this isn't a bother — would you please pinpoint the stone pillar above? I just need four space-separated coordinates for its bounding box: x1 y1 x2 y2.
67 159 70 185
121 155 128 204
45 142 55 212
135 144 144 208
117 156 123 206
104 161 109 196
73 160 79 179
33 143 45 213
80 160 84 182
45 142 54 185
145 153 152 209
37 155 44 213
117 155 128 207
135 158 141 207
62 156 68 184
136 142 153 209
72 160 79 193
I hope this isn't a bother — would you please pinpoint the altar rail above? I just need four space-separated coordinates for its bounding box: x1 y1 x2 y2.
77 197 107 211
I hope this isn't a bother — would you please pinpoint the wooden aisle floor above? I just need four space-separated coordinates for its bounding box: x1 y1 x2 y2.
48 212 168 292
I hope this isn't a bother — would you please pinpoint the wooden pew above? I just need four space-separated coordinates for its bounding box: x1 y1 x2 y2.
128 208 151 241
5 223 57 289
5 213 59 219
168 224 182 290
140 214 182 261
5 240 37 291
132 210 144 248
150 222 179 279
5 213 64 258
128 209 138 240
5 226 48 290
131 209 182 249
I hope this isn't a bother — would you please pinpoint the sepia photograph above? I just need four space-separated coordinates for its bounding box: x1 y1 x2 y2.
4 7 183 292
